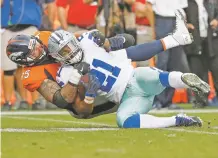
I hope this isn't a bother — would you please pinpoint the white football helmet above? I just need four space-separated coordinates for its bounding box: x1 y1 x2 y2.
48 30 84 64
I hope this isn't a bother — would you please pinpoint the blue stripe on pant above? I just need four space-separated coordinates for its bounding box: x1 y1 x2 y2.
116 67 166 128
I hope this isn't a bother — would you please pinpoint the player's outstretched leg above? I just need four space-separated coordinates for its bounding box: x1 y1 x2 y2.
125 9 193 61
119 113 202 128
116 96 202 128
131 67 210 103
157 70 210 105
116 67 203 129
161 9 193 49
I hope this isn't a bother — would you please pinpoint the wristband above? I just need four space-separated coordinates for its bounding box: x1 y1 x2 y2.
68 81 78 87
84 96 94 104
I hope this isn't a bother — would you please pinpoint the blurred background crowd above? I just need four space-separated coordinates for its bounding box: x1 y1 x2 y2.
1 0 218 111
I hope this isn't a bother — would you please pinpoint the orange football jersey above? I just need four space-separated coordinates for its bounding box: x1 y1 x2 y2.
22 63 60 92
33 31 51 46
22 31 61 92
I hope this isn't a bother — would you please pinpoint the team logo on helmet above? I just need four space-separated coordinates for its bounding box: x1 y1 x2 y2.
8 51 24 62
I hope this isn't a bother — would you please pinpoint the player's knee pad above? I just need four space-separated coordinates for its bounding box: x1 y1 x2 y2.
4 70 15 76
116 112 140 128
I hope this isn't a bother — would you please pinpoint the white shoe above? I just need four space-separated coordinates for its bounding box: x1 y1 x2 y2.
171 9 193 45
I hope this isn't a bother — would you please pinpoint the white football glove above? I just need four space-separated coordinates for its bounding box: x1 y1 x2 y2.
68 68 82 85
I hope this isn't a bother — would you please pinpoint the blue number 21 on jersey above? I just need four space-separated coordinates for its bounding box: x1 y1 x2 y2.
90 59 121 93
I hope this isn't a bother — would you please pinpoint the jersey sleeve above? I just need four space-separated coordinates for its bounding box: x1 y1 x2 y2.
110 49 130 61
22 63 60 92
56 65 75 87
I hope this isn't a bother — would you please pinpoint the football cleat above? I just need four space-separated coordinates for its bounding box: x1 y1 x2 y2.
175 113 202 127
181 73 210 106
171 9 193 45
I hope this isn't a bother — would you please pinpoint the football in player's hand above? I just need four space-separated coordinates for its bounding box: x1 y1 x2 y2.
78 74 89 100
78 73 101 100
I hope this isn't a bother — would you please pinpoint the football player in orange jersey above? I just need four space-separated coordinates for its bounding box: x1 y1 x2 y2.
6 30 135 117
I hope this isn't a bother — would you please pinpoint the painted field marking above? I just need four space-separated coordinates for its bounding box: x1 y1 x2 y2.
2 116 218 135
0 128 118 133
163 128 218 135
2 116 116 127
1 109 218 116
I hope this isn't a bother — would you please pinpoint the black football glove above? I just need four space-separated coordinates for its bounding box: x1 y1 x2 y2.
108 33 135 51
74 62 90 75
90 30 106 47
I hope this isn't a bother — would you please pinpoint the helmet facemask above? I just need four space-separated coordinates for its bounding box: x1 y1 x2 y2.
49 30 84 65
26 38 47 66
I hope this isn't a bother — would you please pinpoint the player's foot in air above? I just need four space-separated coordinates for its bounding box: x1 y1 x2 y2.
171 9 193 45
175 113 202 127
181 73 210 107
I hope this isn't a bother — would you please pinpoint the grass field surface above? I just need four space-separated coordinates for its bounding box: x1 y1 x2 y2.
1 107 218 158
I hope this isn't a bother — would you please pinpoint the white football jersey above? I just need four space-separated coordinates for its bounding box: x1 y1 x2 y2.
56 31 134 104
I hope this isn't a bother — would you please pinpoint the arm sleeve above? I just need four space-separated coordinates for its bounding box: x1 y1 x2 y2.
22 64 60 92
23 81 43 92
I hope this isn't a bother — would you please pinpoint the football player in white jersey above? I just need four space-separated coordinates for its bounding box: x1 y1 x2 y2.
48 10 210 128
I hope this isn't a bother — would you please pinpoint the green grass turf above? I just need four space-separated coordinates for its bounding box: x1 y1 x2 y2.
1 110 218 158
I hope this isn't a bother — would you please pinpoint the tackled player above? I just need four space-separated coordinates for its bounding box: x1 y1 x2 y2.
49 10 210 128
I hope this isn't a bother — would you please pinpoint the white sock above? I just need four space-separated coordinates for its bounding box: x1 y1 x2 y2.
140 114 176 128
168 71 188 88
161 35 179 50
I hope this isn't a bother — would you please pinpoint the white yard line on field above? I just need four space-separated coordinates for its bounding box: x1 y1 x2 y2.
2 116 116 127
2 116 218 135
212 126 218 129
162 128 218 135
0 128 118 133
150 109 218 114
1 111 69 115
1 109 218 116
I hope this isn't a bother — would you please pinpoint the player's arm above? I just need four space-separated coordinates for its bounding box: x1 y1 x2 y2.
74 94 94 118
37 64 84 108
72 72 101 118
38 78 95 119
88 30 135 51
37 79 78 109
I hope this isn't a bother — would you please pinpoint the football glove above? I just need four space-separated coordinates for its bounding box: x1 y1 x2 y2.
108 33 135 51
90 30 106 47
80 73 101 98
74 62 90 75
68 68 82 85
